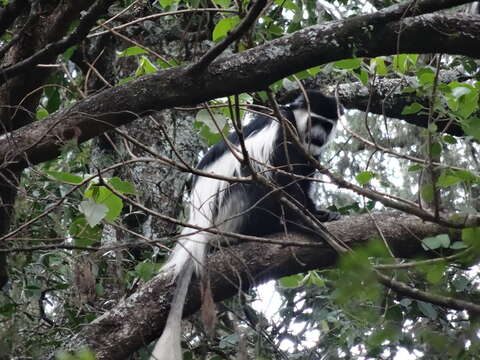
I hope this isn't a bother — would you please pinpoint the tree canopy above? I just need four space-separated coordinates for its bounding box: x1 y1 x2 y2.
0 0 480 359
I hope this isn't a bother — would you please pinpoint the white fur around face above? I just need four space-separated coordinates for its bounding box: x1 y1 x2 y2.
292 109 337 157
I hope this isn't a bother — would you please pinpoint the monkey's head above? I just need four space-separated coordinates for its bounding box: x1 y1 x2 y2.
285 90 342 157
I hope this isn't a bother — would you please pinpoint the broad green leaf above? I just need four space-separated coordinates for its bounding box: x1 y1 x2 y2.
401 102 423 115
450 241 468 250
36 107 49 120
408 164 423 172
135 262 161 281
430 142 442 157
108 177 136 195
307 66 321 77
62 46 77 60
334 58 362 70
393 54 418 74
279 274 304 288
452 169 479 183
135 56 157 76
416 301 438 320
47 170 83 184
421 234 450 250
370 57 387 75
79 199 108 227
437 173 462 187
306 271 325 287
118 46 148 57
356 171 376 185
159 0 174 8
442 134 457 144
420 184 434 203
84 186 123 222
446 82 479 118
195 109 228 134
212 16 240 42
425 263 445 284
416 67 435 86
69 217 102 246
461 116 480 142
274 0 298 10
212 0 231 7
461 227 480 251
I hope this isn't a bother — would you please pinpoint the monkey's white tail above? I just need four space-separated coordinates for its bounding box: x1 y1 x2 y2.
150 231 209 360
150 258 194 360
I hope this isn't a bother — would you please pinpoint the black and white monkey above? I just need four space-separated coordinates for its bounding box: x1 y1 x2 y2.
151 90 342 360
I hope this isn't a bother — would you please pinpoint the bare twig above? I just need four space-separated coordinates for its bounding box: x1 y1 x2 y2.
375 269 480 315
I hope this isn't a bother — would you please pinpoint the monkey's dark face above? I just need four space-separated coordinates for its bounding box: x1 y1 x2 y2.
288 90 341 157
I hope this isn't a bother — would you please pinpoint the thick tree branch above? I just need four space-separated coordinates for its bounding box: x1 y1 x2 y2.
1 14 479 173
53 213 455 360
333 70 469 136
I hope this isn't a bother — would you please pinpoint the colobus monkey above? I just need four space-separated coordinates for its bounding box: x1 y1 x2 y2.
151 90 341 360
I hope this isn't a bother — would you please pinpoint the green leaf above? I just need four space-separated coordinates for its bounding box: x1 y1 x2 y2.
446 82 479 118
370 57 387 75
442 134 457 144
278 274 304 288
420 184 434 203
307 66 321 77
334 58 362 70
430 142 442 157
425 263 445 284
195 109 228 134
212 16 240 42
356 171 376 185
450 241 468 250
159 0 174 8
47 170 83 184
69 217 102 246
416 67 435 86
437 173 462 187
84 186 123 222
135 262 160 281
416 301 438 320
401 102 423 115
79 199 108 227
462 227 480 251
135 56 158 76
393 54 418 74
408 164 423 172
274 0 298 10
118 46 148 57
108 177 136 195
212 0 231 7
36 107 49 120
461 117 480 142
306 271 325 287
421 234 450 250
62 46 77 60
